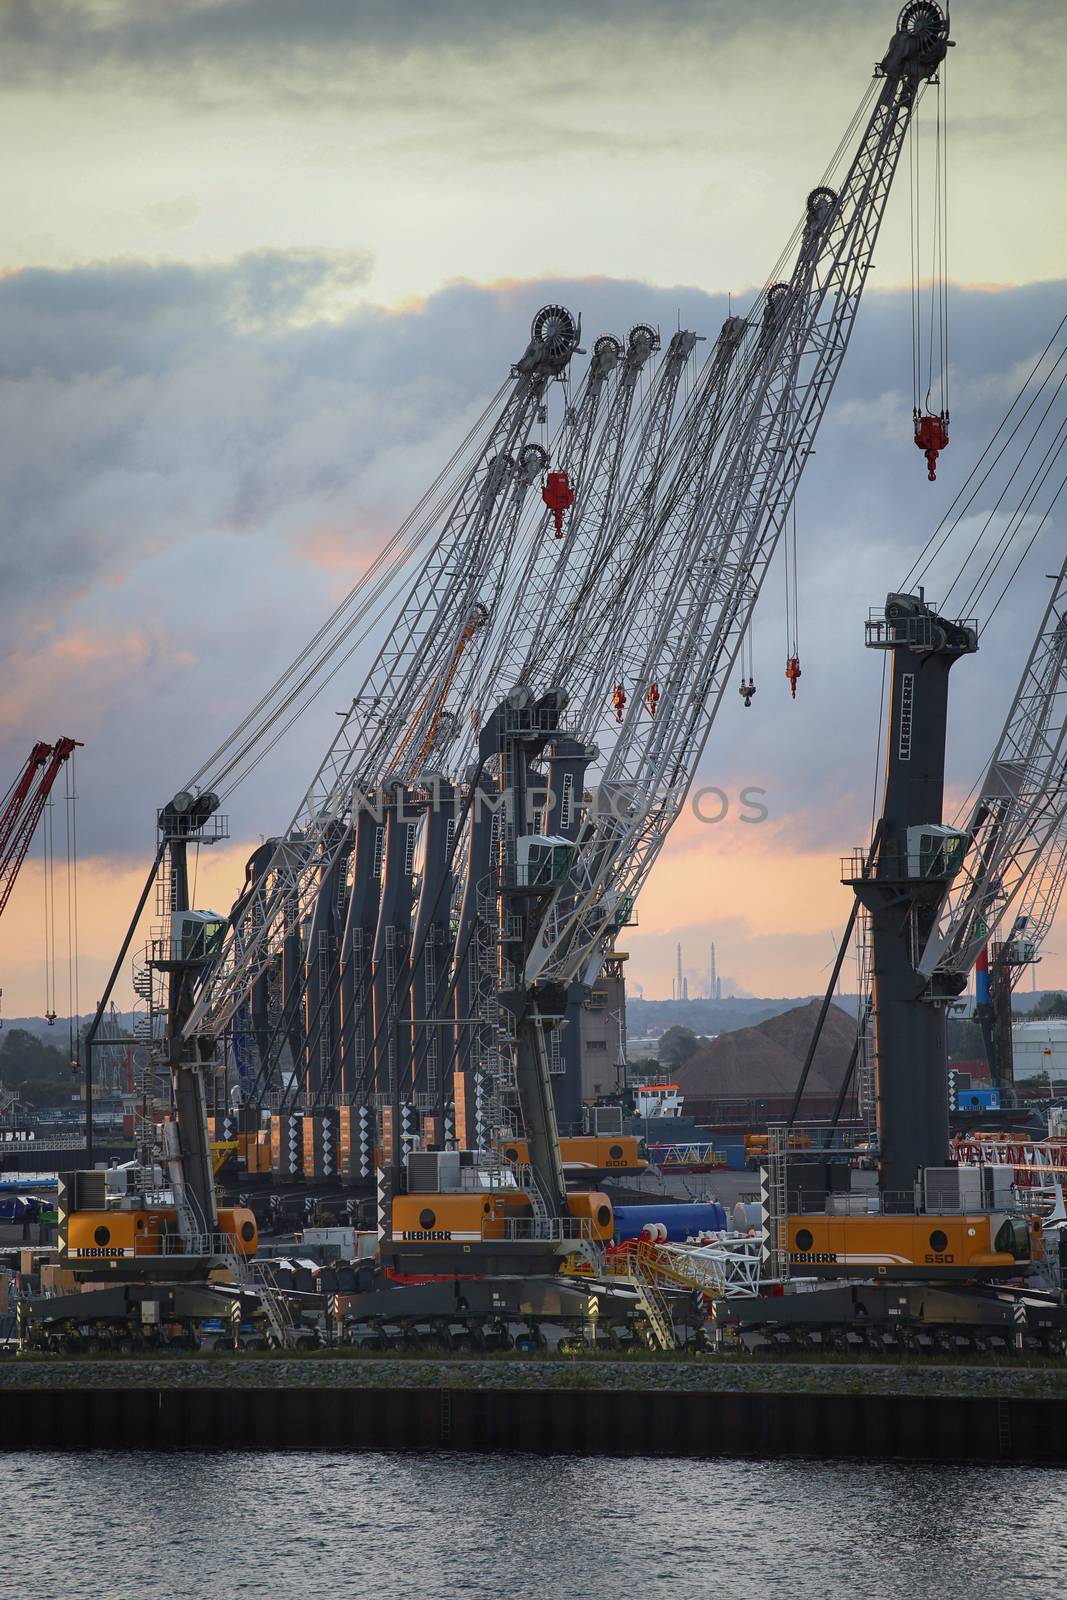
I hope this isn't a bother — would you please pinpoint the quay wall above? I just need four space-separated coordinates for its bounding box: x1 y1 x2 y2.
5 1384 1066 1460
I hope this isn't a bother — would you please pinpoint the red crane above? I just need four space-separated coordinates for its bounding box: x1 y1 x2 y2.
0 738 80 921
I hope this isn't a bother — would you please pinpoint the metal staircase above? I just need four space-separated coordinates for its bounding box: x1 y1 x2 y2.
628 1252 676 1351
130 948 164 1194
854 906 878 1143
241 1258 297 1349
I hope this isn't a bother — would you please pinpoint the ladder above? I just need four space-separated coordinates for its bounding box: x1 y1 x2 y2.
764 1125 790 1284
629 1255 676 1351
854 906 878 1143
241 1258 297 1349
130 951 163 1193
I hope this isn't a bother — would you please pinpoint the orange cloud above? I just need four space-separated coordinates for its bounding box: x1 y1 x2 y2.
0 625 195 740
0 841 259 1019
300 527 382 575
52 628 151 667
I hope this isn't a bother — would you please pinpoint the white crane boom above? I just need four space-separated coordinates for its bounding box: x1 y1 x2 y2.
525 5 953 987
917 554 1067 982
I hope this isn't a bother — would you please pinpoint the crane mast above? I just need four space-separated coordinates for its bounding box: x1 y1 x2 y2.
164 5 951 1245
185 308 583 1043
510 326 656 688
527 4 952 993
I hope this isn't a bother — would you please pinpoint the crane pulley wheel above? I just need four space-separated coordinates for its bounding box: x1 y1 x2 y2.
531 304 579 362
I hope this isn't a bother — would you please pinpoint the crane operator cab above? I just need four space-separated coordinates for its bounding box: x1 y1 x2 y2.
170 909 227 964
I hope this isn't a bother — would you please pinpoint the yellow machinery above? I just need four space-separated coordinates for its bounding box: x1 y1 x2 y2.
387 1181 614 1277
391 1187 613 1244
786 1211 1035 1280
61 1201 258 1274
497 1133 647 1178
57 1168 257 1281
209 1129 272 1178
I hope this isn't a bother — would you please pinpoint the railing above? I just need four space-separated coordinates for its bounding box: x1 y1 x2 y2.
805 1188 1026 1218
842 838 965 886
111 1229 242 1258
608 1244 676 1349
0 1131 85 1149
243 1258 299 1348
864 608 977 652
156 809 229 842
489 1217 594 1242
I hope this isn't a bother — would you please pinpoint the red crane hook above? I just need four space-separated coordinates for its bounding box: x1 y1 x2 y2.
542 470 575 537
914 411 949 482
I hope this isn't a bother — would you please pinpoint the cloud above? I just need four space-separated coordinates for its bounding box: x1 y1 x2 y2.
0 0 801 79
1 249 1066 1006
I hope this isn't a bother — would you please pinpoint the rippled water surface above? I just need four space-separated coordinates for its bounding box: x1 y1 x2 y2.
2 1452 1064 1600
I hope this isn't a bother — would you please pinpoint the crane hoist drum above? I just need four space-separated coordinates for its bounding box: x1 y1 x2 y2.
592 333 624 370
532 304 579 361
627 323 658 357
806 186 838 229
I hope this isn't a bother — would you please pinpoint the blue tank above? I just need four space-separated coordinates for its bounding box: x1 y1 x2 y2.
613 1202 728 1243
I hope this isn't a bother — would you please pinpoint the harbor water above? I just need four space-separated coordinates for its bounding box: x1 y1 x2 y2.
3 1451 1063 1599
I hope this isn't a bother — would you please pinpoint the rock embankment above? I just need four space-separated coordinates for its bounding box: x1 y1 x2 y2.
4 1353 1066 1398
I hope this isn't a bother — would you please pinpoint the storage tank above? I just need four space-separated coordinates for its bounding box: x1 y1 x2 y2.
613 1202 728 1243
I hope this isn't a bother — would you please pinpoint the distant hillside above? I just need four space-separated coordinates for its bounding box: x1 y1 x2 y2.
628 991 1061 1041
0 1014 126 1043
627 995 863 1038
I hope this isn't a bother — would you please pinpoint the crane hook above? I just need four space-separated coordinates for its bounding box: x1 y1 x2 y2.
542 470 575 537
646 682 660 717
739 678 756 708
913 409 949 482
785 656 801 699
612 682 627 723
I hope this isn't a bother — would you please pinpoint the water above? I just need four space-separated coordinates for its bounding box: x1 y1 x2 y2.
2 1452 1063 1600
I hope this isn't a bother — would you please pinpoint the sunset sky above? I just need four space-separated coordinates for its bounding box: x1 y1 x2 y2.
1 0 1065 1015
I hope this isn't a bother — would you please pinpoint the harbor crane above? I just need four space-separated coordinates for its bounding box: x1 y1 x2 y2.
0 739 78 923
56 6 956 1310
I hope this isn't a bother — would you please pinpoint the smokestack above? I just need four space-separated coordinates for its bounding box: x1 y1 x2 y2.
674 942 683 1002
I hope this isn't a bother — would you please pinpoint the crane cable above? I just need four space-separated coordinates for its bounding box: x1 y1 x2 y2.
64 752 80 1070
902 314 1067 594
42 793 56 1023
184 381 509 798
190 83 884 809
909 66 949 421
783 496 800 659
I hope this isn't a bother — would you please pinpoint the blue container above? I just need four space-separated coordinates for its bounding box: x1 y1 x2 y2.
613 1202 729 1243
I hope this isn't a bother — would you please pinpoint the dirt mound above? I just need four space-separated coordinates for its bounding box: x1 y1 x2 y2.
675 998 855 1098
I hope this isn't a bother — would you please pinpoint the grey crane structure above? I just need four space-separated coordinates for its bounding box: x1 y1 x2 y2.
840 555 1067 1193
167 6 952 1213
917 553 1067 989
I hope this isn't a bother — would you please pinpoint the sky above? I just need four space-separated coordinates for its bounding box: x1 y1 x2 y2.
0 0 1065 1015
